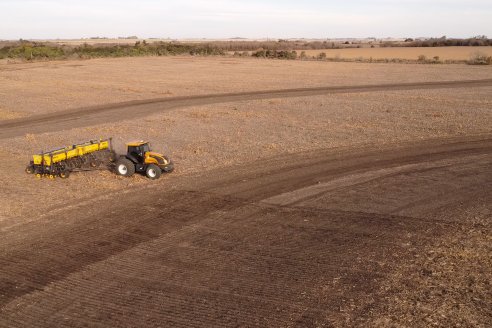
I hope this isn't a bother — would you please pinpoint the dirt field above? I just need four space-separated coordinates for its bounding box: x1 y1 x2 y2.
1 139 491 327
300 46 492 61
1 56 492 118
0 57 491 327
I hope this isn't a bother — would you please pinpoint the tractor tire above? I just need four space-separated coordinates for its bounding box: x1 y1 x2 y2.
163 156 175 173
90 160 100 168
59 170 71 179
25 165 35 174
145 164 162 180
116 158 135 177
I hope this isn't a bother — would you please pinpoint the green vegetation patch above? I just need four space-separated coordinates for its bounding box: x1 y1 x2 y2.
0 41 225 60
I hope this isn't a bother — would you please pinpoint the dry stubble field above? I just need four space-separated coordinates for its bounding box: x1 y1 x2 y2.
300 46 492 61
1 57 491 221
0 56 491 327
1 56 492 117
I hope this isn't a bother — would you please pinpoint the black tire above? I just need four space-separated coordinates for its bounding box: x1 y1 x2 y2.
163 157 175 173
116 158 135 177
25 165 35 174
145 164 162 180
59 170 71 179
163 163 174 173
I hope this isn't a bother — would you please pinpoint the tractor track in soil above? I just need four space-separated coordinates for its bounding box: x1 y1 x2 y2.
1 78 492 139
0 136 491 327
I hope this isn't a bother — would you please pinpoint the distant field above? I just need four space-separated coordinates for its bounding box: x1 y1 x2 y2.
300 46 492 61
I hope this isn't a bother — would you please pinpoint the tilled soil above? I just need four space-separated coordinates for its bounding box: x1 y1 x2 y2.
0 137 490 327
1 78 492 139
2 82 491 224
0 58 491 326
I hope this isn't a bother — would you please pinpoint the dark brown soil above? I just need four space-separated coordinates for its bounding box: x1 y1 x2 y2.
0 136 490 327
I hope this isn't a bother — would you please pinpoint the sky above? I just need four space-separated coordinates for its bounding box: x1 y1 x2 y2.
0 0 490 40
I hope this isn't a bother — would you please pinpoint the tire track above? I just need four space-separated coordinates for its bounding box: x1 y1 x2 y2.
1 78 491 139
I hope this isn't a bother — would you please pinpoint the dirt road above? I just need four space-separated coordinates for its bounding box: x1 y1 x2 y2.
1 136 490 327
1 78 492 139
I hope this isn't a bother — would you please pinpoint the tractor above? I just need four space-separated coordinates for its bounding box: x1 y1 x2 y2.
115 141 174 180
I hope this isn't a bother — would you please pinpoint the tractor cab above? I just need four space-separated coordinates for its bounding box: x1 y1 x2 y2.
115 141 174 180
127 141 151 163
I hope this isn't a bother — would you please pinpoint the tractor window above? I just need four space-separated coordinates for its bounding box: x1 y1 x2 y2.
128 146 140 156
142 144 150 153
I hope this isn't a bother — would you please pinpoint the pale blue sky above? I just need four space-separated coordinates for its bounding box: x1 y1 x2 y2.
0 0 490 40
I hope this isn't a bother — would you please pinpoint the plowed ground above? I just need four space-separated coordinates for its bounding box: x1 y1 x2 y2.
1 137 490 327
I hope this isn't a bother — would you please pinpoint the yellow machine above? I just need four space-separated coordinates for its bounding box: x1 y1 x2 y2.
26 139 173 180
115 141 174 180
32 140 110 166
26 139 114 179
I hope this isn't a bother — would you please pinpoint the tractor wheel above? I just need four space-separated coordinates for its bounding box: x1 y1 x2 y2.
115 158 135 177
145 164 162 180
163 156 175 173
25 165 35 174
59 170 71 179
